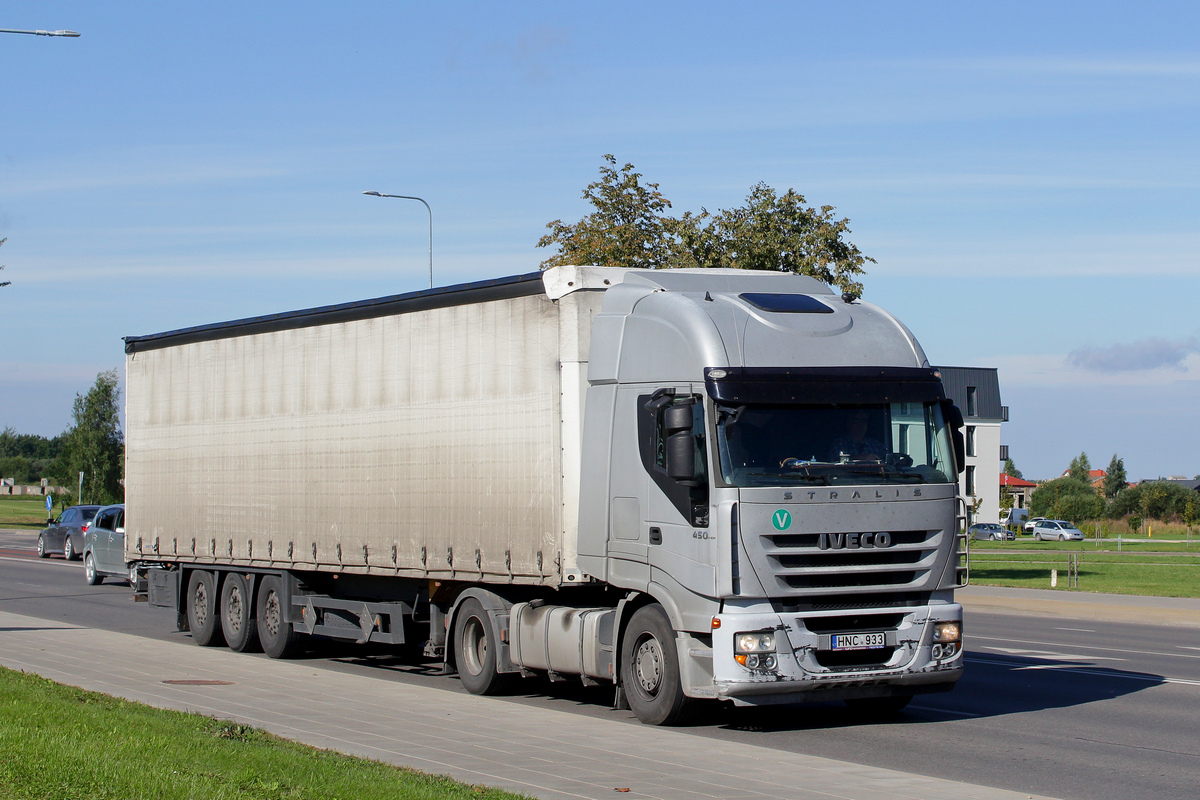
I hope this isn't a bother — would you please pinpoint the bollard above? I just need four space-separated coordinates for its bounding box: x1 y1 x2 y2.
1051 568 1058 588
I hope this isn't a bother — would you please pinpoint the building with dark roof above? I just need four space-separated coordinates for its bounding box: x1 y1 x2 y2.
935 366 1007 524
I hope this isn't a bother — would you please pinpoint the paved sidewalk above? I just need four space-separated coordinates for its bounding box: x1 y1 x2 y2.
0 609 1055 800
959 584 1200 628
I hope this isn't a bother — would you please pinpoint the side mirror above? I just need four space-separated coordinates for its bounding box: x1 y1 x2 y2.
941 401 966 474
663 401 701 485
115 527 125 535
666 431 698 483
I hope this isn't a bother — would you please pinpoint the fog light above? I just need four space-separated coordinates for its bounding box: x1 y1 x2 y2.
933 621 961 643
931 643 943 659
762 654 778 670
745 654 760 669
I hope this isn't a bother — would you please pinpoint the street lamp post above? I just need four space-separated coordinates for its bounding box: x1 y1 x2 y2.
0 28 80 37
362 191 433 289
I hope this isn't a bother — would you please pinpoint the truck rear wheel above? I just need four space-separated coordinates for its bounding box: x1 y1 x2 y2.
453 598 509 695
220 573 261 653
186 570 225 647
256 574 302 659
620 604 693 726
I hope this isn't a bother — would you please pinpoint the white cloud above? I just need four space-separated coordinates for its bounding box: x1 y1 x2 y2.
1068 337 1200 373
992 352 1200 388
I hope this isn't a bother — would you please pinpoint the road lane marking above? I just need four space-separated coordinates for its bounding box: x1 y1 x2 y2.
1053 627 1096 632
984 646 1126 661
966 655 1200 687
973 634 1200 661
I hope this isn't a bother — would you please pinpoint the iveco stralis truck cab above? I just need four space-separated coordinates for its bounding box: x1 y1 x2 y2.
565 267 967 718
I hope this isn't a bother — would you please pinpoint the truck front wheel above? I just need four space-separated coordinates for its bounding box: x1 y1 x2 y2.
620 604 693 725
453 598 510 695
256 574 302 659
220 573 261 653
186 570 225 647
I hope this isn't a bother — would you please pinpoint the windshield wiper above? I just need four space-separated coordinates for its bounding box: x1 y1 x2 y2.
847 469 926 483
745 472 830 485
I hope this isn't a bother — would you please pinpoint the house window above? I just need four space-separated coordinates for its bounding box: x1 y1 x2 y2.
966 465 976 497
966 386 977 417
966 426 976 457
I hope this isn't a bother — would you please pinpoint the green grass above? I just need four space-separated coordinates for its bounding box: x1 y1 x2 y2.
968 551 1200 598
0 667 531 800
0 495 53 530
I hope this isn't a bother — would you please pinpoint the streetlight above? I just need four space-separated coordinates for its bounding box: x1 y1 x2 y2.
362 191 433 289
0 28 80 37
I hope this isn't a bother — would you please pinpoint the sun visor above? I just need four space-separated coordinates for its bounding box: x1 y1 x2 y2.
704 366 947 405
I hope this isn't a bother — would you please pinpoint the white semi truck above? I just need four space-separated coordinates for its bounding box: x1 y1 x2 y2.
125 266 967 725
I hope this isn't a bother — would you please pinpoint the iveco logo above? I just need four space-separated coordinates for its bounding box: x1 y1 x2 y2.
818 532 893 550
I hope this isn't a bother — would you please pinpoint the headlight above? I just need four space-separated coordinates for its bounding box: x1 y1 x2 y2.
735 632 776 653
933 621 961 643
734 631 779 669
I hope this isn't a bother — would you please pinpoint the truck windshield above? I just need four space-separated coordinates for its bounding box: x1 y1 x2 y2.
715 401 955 487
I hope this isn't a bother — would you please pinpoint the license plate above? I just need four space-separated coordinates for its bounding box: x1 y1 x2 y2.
830 632 886 651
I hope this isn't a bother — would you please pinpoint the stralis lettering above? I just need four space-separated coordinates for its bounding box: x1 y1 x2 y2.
818 532 893 550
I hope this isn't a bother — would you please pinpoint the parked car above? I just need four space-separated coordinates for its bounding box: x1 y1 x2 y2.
1023 516 1047 534
82 504 137 586
36 505 102 560
1031 519 1085 541
969 522 1014 541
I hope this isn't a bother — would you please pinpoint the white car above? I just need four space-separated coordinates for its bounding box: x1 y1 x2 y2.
1032 519 1084 541
1024 516 1047 534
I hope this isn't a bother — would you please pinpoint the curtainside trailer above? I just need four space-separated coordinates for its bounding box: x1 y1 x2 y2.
125 266 968 724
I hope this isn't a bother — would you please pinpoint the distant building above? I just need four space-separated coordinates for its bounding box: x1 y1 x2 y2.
1059 467 1108 493
1000 473 1037 511
935 366 1006 525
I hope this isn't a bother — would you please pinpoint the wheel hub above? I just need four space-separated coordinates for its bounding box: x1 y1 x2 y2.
634 637 663 694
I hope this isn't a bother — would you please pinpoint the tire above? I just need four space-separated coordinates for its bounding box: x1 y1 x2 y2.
36 535 48 558
84 553 102 586
220 573 261 653
845 694 912 715
63 537 76 561
256 574 302 659
1059 534 1068 542
620 604 693 726
453 598 510 695
186 570 225 647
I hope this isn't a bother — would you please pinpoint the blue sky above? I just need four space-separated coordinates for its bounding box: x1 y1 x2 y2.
2 1 1197 480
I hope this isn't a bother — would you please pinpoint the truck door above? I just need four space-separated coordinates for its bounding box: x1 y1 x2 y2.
640 388 717 597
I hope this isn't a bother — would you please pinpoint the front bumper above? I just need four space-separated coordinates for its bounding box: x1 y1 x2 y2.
708 602 963 706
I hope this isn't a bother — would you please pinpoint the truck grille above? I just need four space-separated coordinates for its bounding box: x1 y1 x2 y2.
761 528 943 596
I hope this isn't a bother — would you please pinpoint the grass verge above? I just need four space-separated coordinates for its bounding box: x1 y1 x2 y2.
0 496 53 530
0 666 531 800
968 551 1200 598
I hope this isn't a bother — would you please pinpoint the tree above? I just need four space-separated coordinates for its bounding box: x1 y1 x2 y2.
49 370 124 505
1067 452 1092 483
1102 454 1127 499
537 156 874 295
1003 458 1023 480
1029 476 1102 521
537 156 673 271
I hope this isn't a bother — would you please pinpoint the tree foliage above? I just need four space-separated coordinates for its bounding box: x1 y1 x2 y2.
1067 452 1092 483
1029 476 1102 522
49 371 124 505
1102 454 1127 499
538 155 873 295
1003 458 1023 479
1104 480 1198 522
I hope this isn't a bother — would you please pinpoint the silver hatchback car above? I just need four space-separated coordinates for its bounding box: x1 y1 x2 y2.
1032 519 1084 541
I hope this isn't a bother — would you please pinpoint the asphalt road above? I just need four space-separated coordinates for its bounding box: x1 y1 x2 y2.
2 529 1198 800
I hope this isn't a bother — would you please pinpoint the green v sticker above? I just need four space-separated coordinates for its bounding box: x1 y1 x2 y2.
772 509 792 531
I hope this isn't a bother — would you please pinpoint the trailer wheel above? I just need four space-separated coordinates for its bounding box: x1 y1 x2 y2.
453 598 509 695
256 574 302 659
620 604 693 725
186 570 225 647
220 573 261 653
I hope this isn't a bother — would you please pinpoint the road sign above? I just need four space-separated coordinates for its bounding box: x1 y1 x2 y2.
46 495 52 512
